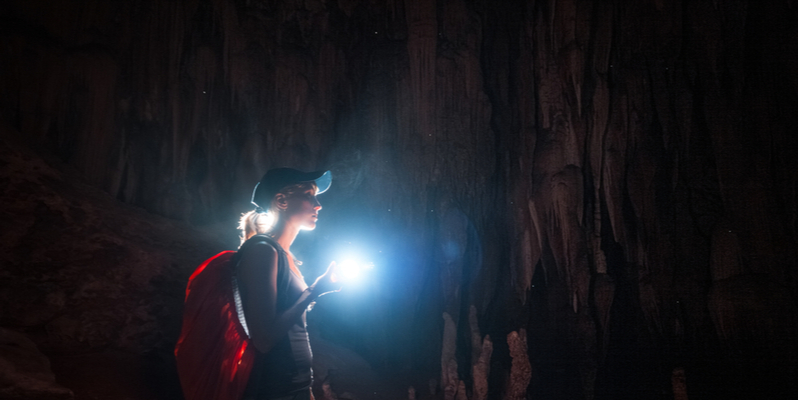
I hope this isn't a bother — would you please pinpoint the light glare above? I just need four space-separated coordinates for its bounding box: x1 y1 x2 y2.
336 259 374 282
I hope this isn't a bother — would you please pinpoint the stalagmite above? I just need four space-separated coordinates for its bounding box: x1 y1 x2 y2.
671 367 688 400
321 382 338 400
505 330 531 400
471 335 493 400
456 380 468 400
443 359 459 400
468 305 482 366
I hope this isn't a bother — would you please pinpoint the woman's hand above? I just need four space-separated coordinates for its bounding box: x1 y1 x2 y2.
309 261 343 297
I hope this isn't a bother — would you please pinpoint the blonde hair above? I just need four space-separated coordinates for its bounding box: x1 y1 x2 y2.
238 182 318 244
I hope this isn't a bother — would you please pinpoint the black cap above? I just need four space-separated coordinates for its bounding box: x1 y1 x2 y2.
251 168 332 209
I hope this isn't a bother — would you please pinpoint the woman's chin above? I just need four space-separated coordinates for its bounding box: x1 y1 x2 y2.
300 222 317 231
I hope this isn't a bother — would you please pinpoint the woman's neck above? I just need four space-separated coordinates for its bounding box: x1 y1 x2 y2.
269 220 300 253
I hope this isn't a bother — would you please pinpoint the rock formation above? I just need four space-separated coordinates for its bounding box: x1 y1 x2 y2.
0 328 73 399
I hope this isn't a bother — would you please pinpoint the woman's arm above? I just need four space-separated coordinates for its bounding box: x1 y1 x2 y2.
237 242 340 353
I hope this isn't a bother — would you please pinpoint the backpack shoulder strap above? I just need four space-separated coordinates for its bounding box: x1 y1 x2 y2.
234 235 286 266
231 235 289 338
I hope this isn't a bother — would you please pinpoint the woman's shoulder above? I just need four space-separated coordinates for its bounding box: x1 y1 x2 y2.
241 234 281 251
237 235 285 266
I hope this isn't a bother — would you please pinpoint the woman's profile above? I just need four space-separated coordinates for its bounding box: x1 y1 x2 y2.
235 167 341 400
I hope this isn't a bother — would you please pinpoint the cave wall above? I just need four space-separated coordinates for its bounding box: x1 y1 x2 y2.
0 0 795 399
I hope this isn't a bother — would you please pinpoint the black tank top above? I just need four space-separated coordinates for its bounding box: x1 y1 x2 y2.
234 235 313 398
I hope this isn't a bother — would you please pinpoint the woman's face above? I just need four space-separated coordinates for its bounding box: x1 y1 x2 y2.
284 186 322 230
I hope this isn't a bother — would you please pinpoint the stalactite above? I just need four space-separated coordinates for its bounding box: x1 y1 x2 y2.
404 0 436 141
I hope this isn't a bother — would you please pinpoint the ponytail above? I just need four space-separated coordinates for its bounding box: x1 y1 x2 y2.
238 210 276 244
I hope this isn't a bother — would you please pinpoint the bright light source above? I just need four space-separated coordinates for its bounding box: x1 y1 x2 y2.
335 259 374 283
330 241 376 286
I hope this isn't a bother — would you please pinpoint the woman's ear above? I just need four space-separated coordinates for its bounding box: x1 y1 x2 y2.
274 193 289 212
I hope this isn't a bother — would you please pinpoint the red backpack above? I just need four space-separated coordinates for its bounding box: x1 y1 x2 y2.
174 251 255 400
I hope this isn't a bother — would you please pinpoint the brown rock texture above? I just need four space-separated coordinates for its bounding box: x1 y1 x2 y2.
0 0 795 399
0 328 73 399
0 126 228 353
505 329 531 400
470 334 492 400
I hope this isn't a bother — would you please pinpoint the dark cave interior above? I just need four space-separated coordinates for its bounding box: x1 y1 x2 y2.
0 0 796 399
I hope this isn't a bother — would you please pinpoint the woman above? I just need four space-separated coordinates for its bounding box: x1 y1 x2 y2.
235 167 340 400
